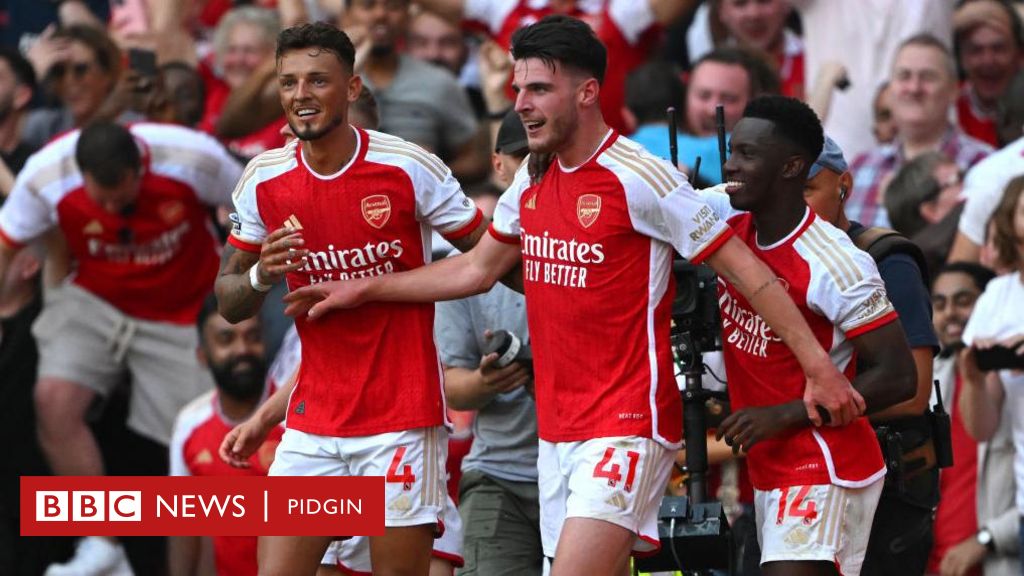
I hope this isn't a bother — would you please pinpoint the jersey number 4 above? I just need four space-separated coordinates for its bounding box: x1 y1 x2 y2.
386 447 416 491
776 485 818 525
593 447 640 492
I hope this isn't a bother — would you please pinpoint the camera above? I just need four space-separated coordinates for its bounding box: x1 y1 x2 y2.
974 344 1024 371
670 260 722 365
482 330 532 369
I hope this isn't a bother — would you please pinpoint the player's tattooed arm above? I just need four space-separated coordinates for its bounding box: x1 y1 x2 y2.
216 227 310 322
215 245 265 323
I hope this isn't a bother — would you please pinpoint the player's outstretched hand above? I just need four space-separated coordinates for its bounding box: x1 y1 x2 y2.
803 364 865 427
716 405 793 454
219 418 272 468
283 280 366 319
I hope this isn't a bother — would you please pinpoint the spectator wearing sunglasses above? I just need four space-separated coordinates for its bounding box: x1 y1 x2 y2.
22 25 130 151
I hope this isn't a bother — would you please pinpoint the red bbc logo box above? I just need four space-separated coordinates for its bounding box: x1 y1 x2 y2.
36 491 142 522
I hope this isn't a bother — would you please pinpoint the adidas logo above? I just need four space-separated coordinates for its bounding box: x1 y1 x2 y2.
294 400 305 415
284 214 304 231
525 194 537 210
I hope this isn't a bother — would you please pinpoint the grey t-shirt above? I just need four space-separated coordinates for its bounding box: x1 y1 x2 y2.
363 55 478 161
434 271 538 483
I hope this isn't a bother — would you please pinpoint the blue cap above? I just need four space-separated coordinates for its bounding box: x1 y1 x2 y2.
808 135 848 180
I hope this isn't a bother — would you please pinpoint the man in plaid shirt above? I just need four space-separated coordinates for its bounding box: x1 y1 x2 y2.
848 34 992 228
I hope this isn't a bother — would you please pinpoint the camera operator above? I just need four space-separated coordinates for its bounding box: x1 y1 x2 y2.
434 113 543 576
803 135 941 575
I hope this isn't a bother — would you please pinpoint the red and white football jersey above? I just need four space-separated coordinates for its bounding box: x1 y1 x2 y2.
490 131 732 447
464 0 658 133
0 123 242 324
169 384 283 576
229 128 482 438
701 191 892 490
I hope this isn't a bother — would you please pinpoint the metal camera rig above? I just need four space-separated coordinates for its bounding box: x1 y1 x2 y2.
634 261 733 575
635 105 734 575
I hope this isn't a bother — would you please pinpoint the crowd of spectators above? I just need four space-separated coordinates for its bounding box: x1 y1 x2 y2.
1 0 1023 575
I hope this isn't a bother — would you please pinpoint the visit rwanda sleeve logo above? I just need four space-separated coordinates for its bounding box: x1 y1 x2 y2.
361 195 391 229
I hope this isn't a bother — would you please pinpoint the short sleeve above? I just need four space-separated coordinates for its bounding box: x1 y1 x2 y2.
876 253 938 351
961 282 1001 347
143 125 244 208
0 155 60 247
804 233 897 338
958 155 1013 246
411 150 482 240
601 140 732 262
489 161 531 243
168 419 192 477
228 166 269 253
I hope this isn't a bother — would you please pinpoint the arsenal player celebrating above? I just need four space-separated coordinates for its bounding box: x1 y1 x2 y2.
708 96 916 576
284 16 866 576
214 22 485 576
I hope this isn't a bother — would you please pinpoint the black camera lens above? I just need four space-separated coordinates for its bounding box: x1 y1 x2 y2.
483 330 525 368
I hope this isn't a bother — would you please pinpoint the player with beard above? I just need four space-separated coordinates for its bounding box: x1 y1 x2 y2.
169 295 281 576
214 21 486 576
282 16 867 576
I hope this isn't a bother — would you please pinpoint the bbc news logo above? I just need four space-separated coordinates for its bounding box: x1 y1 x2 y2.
36 491 142 522
22 477 384 536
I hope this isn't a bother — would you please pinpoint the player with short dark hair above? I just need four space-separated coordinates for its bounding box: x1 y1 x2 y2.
214 21 486 575
712 95 917 576
283 16 865 576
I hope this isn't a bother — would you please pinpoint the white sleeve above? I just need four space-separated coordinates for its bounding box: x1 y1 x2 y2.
141 125 244 208
696 184 744 221
490 160 531 240
961 283 1000 347
602 142 731 262
228 160 272 252
0 155 59 245
184 137 244 208
804 233 897 338
608 0 657 44
464 0 518 33
410 149 482 238
958 155 1013 246
168 418 192 477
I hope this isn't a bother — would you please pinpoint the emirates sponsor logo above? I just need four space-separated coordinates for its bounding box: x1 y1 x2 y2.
577 194 601 228
361 195 391 229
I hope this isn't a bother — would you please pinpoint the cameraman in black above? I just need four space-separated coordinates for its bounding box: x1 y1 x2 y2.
803 136 941 576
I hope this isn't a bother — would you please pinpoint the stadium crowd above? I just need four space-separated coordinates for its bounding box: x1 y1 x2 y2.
1 1 1023 575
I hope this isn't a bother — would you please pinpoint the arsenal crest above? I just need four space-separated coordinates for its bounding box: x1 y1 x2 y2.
158 200 185 224
361 195 391 229
577 194 601 228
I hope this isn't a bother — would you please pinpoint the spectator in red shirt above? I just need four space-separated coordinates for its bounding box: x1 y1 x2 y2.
952 0 1023 147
